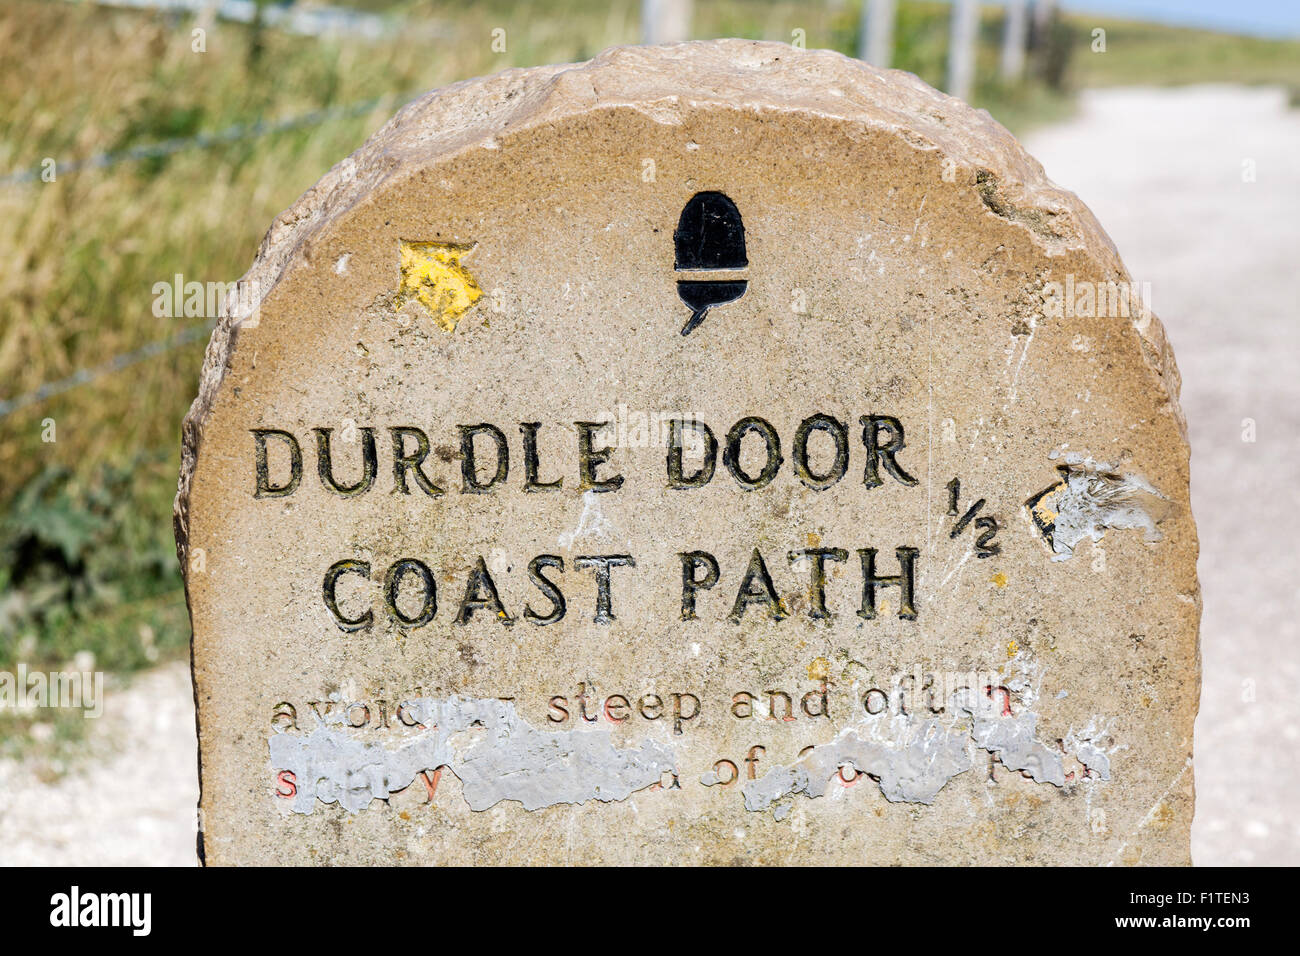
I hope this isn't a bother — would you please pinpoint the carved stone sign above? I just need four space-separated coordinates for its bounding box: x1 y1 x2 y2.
176 41 1199 865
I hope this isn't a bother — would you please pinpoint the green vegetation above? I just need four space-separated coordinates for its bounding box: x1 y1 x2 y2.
0 457 186 668
1 0 1296 690
1071 15 1300 90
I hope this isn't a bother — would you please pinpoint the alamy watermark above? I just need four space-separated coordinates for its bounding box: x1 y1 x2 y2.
0 664 104 718
50 886 150 936
1043 276 1152 321
152 274 262 326
595 405 708 451
861 666 1010 718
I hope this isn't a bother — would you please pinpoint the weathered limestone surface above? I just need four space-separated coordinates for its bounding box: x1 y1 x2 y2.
176 40 1199 865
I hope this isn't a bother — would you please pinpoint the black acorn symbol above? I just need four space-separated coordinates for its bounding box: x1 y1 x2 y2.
674 191 748 336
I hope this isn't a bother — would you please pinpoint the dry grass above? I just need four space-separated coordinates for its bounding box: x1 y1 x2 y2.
0 0 642 497
0 0 640 677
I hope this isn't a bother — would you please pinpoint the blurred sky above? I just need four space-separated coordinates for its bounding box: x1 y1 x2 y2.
1060 0 1300 37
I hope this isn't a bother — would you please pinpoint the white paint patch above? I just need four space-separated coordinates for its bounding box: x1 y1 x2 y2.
1065 716 1120 780
739 716 972 812
269 696 675 814
1004 315 1037 409
1032 454 1167 561
739 656 1113 818
557 490 613 548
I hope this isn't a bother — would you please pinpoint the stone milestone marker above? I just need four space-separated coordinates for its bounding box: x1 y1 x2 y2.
175 41 1199 866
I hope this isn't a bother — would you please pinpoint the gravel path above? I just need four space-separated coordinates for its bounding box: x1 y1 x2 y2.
1025 85 1300 866
0 85 1293 867
0 661 198 866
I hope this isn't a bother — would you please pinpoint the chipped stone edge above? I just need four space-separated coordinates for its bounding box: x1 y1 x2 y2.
1028 454 1170 560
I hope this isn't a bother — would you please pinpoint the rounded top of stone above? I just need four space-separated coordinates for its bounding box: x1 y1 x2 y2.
258 38 1175 394
244 40 1145 323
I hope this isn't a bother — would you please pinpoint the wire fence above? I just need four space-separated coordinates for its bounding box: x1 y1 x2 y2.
0 83 428 420
71 0 439 40
1 91 418 187
0 321 218 421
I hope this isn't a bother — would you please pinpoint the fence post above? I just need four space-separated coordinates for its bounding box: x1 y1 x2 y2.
947 0 979 102
1000 0 1027 81
642 0 692 45
859 0 897 68
1033 0 1057 35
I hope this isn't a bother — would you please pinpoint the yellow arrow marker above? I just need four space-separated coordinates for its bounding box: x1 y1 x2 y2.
397 240 483 332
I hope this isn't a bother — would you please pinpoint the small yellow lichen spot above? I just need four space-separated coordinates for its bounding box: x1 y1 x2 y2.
398 240 483 332
806 657 831 682
992 572 1007 588
1151 802 1175 831
1007 639 1019 659
805 532 821 548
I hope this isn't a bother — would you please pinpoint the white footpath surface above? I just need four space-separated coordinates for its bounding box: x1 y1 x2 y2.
1025 85 1300 867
